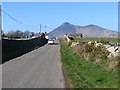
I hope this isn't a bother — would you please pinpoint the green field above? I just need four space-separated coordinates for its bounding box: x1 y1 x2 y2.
60 39 118 88
75 37 119 43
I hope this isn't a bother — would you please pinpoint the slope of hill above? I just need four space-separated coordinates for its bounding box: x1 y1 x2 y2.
48 22 118 38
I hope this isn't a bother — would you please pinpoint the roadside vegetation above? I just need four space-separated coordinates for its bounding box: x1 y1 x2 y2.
72 42 119 71
60 39 118 88
1 30 46 40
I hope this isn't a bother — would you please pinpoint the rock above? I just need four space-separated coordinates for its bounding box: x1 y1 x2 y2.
103 44 111 49
107 46 115 53
94 41 103 46
71 42 79 47
88 41 93 45
108 46 120 58
88 41 102 47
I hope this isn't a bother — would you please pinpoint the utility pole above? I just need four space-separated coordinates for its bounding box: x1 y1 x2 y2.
40 24 41 35
45 25 46 33
0 6 2 40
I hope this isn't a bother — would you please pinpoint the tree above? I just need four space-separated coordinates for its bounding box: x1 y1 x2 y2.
31 32 35 37
1 30 5 37
6 30 36 38
7 30 15 38
45 32 47 35
6 30 23 39
1 30 4 35
23 30 31 38
14 30 23 38
81 33 83 38
41 33 45 39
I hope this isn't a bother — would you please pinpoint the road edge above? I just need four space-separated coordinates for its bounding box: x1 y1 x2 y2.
62 65 75 90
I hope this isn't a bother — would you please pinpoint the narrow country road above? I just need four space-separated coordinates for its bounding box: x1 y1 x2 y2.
2 40 65 88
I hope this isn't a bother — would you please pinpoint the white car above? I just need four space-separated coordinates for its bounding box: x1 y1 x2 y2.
48 39 54 44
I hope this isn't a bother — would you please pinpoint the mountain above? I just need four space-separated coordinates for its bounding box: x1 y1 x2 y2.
48 22 118 38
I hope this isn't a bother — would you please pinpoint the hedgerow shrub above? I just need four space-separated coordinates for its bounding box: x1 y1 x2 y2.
73 42 109 63
85 42 96 53
67 40 74 46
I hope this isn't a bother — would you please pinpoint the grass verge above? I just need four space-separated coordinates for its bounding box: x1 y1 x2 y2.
60 39 118 88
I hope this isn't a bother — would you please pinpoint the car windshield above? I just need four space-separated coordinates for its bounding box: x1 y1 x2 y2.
49 38 53 40
49 39 52 41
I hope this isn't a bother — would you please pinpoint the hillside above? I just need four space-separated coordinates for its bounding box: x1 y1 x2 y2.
48 22 118 38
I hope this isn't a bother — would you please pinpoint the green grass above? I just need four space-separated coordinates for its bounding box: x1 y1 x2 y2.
60 39 118 88
75 37 119 43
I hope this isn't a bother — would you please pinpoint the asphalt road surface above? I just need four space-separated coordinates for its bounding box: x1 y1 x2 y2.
2 40 65 88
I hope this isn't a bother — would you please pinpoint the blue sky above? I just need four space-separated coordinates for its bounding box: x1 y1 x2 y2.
2 2 118 33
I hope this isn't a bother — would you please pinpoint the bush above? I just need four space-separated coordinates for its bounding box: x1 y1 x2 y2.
72 42 110 64
85 42 96 53
67 40 74 46
94 45 109 59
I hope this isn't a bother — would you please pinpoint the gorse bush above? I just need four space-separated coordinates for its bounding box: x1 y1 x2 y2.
85 42 96 53
85 42 109 60
73 42 109 63
67 40 74 46
94 45 109 59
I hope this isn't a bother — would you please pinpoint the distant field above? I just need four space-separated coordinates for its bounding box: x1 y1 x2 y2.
75 37 119 43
